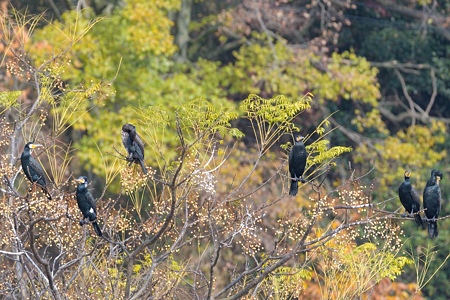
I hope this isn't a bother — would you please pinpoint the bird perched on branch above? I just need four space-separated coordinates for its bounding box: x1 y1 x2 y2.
288 133 307 196
21 142 51 200
398 171 423 226
121 123 147 174
75 176 102 237
423 169 443 238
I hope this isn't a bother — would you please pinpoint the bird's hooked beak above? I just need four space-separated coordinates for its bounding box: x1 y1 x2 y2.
75 177 86 184
295 135 304 142
405 171 411 177
29 143 43 149
436 175 441 184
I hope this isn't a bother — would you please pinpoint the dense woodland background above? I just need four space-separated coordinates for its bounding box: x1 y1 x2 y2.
1 0 450 299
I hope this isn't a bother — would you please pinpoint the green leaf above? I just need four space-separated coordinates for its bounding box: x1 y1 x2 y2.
0 91 21 108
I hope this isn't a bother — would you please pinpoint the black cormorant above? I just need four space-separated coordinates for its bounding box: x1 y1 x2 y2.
398 171 423 226
21 142 51 200
423 169 443 238
121 124 147 174
288 133 307 196
75 176 102 237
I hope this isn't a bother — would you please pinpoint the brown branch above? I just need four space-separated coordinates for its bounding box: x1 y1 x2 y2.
394 68 417 125
46 0 62 20
378 105 450 124
372 0 450 41
371 60 444 125
206 213 221 300
124 115 189 298
28 221 62 300
253 6 279 69
425 67 437 115
219 181 325 300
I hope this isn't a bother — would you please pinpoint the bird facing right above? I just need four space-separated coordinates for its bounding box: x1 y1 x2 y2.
398 170 423 226
121 123 147 174
423 169 443 238
20 141 51 200
288 133 307 196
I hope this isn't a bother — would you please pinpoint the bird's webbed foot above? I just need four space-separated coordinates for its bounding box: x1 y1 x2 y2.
293 175 306 184
125 154 134 163
408 212 416 218
423 217 436 222
79 219 87 226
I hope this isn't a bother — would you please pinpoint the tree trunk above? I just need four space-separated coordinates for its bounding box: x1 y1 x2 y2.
174 0 193 62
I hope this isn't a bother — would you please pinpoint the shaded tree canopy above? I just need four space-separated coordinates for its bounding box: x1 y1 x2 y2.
0 0 450 298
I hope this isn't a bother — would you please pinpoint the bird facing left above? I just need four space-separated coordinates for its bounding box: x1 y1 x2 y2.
75 176 103 237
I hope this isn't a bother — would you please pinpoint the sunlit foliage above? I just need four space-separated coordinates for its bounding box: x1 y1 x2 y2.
356 121 447 193
0 5 446 300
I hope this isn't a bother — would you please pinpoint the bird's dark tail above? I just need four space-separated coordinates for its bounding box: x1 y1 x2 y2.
92 222 103 237
427 220 438 238
289 180 298 196
414 213 423 227
42 187 51 200
139 159 148 174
